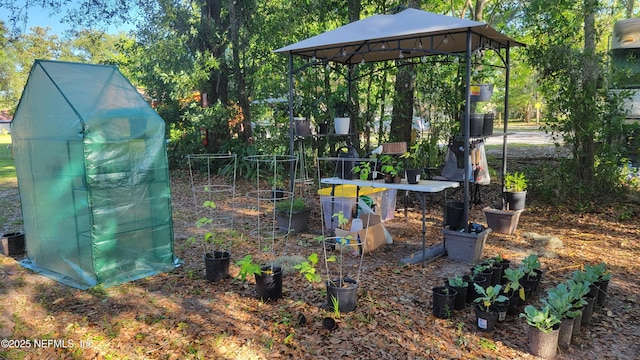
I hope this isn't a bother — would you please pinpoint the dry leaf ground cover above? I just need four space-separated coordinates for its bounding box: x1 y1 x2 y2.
1 145 639 360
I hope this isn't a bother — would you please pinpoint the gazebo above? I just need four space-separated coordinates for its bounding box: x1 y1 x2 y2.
275 8 524 229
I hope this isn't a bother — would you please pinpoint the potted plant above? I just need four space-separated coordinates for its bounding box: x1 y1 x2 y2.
187 200 231 282
320 211 363 313
473 283 509 331
584 262 611 308
520 253 542 291
520 304 561 359
432 286 457 319
352 160 373 180
544 283 581 349
379 154 402 183
566 278 592 337
504 171 528 210
446 275 469 310
400 142 424 184
274 197 311 233
235 254 283 302
503 267 527 315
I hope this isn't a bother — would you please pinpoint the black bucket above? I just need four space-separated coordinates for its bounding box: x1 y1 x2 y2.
1 231 25 256
445 201 465 231
483 113 494 136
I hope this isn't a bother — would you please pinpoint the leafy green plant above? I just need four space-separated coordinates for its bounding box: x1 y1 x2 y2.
504 171 528 192
186 200 227 253
566 278 591 308
503 267 526 301
324 211 360 287
520 304 561 333
584 262 611 282
473 283 509 311
330 295 341 319
293 253 322 283
235 255 262 281
352 161 372 180
521 254 541 278
379 154 400 177
275 197 309 215
448 275 469 288
471 263 490 276
544 283 581 320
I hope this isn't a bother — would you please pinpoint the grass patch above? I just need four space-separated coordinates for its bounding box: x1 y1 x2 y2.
0 134 16 190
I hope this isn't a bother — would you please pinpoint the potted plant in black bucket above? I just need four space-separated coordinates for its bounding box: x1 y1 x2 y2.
320 211 363 313
432 286 457 319
187 200 231 282
236 254 283 302
446 275 469 310
275 197 311 234
473 283 509 332
504 171 528 210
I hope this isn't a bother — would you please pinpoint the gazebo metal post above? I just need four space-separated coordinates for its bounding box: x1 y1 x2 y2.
501 45 511 209
288 53 296 193
462 30 472 229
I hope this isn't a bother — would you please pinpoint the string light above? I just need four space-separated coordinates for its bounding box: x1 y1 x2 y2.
443 35 449 44
421 55 427 63
399 51 404 59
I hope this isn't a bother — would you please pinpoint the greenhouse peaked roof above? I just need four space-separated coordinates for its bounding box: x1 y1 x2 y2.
274 8 524 64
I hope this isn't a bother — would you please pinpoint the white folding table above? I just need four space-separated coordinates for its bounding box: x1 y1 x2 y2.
320 177 460 265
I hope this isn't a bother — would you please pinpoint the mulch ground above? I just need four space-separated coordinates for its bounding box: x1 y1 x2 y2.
1 153 639 359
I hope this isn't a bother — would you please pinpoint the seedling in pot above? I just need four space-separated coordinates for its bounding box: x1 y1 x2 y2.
520 304 560 333
448 275 469 288
473 283 509 311
503 267 526 301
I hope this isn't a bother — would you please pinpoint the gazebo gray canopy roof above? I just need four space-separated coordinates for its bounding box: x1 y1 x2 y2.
274 8 524 63
275 8 524 234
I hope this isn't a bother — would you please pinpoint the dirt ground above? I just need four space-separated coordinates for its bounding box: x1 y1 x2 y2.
1 146 639 360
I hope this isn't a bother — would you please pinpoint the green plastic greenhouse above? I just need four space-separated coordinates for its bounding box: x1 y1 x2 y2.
11 60 180 289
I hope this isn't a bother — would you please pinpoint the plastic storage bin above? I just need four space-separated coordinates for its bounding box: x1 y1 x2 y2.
318 185 397 229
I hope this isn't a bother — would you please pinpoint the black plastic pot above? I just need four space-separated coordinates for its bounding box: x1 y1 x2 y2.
326 278 358 313
445 283 468 310
255 265 283 302
432 286 457 319
445 201 465 231
405 169 421 184
1 230 25 256
463 274 488 303
594 279 609 308
475 304 499 332
492 300 510 322
204 251 230 282
505 190 527 210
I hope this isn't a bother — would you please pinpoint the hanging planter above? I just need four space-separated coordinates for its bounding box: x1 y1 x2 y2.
469 84 494 102
334 117 350 134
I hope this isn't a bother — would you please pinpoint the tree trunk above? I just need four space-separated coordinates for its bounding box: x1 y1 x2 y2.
228 0 252 143
391 63 414 143
579 0 598 183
